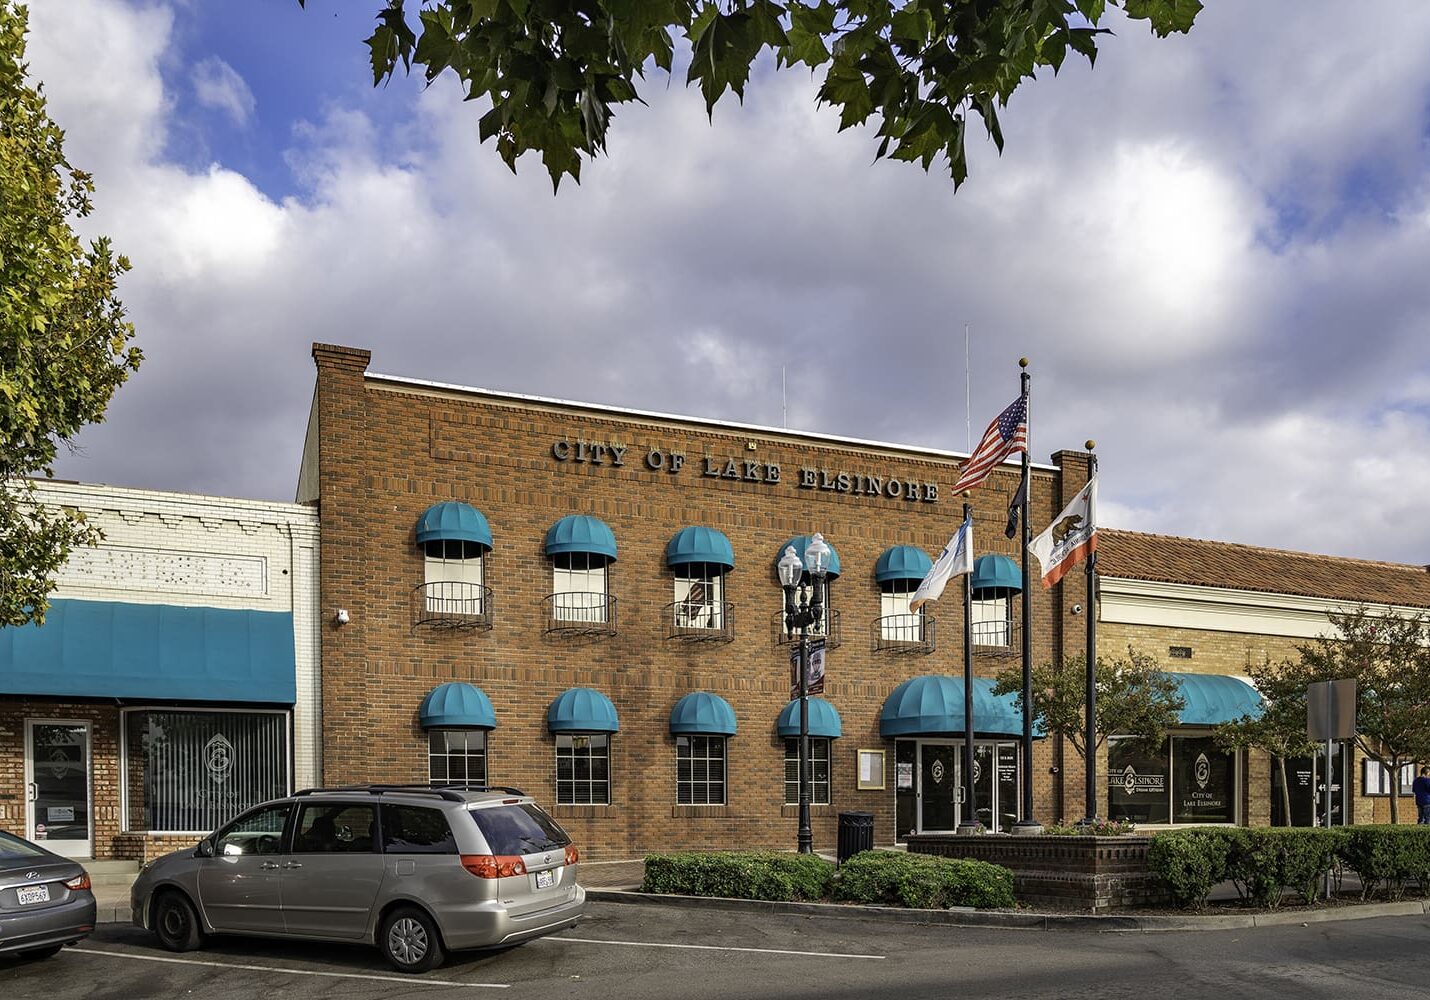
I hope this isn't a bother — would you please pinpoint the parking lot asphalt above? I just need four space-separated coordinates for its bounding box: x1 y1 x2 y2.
8 899 1430 999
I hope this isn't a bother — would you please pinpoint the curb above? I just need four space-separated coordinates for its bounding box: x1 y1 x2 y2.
584 889 1430 932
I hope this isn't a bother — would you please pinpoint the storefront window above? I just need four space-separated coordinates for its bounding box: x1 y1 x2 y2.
1108 734 1237 825
783 738 830 805
556 734 610 805
676 735 726 805
429 730 487 788
123 710 289 833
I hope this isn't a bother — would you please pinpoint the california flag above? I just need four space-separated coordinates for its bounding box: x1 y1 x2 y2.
1029 477 1097 588
909 515 973 612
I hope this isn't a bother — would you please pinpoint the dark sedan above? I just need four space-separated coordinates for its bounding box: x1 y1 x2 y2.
0 830 96 959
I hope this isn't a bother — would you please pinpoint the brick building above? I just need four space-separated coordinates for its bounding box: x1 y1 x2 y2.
0 482 319 861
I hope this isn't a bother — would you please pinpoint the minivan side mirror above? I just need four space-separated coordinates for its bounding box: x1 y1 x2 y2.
195 838 215 858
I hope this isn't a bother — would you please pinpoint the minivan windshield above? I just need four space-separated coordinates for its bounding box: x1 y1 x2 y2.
468 803 570 855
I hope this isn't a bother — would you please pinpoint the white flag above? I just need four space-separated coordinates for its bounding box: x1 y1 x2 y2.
1029 476 1098 588
909 516 974 612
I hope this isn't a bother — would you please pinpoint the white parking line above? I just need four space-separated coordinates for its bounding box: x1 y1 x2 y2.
69 948 510 988
549 936 885 960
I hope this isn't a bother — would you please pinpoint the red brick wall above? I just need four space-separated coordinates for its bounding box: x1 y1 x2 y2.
312 345 1092 857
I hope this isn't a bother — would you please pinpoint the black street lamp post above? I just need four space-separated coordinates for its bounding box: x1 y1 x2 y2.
778 533 830 855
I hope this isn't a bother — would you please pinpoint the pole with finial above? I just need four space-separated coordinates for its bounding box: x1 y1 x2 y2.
1083 440 1099 826
1014 358 1040 833
957 492 979 834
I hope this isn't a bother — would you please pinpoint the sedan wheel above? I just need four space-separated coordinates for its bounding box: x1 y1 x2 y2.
380 906 444 973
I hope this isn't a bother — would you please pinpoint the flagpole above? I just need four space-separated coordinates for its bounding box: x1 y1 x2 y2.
1083 441 1099 826
1014 358 1041 834
958 497 979 834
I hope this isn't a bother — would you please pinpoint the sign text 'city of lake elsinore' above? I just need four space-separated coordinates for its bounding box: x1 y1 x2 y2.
550 438 941 504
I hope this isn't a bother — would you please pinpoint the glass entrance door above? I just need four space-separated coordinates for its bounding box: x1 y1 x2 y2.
25 720 92 857
917 743 961 832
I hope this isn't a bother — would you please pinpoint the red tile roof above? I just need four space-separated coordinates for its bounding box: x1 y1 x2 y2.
1098 530 1430 609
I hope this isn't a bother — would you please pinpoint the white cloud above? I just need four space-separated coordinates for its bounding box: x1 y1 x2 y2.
191 56 255 127
20 0 1430 566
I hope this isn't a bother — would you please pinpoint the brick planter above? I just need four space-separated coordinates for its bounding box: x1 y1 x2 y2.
906 834 1168 912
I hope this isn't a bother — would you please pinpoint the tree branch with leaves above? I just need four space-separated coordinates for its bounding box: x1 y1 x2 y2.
0 2 141 627
301 0 1203 189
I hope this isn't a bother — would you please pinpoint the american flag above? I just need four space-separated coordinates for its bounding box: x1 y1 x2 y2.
953 393 1028 493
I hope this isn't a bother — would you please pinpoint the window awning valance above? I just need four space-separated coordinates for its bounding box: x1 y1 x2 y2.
879 675 1035 738
544 515 618 560
547 687 620 733
419 682 497 729
415 501 493 551
874 545 932 584
776 697 843 739
666 526 735 570
669 691 737 736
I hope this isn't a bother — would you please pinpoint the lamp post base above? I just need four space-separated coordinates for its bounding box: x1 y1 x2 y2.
955 822 983 836
1010 819 1044 836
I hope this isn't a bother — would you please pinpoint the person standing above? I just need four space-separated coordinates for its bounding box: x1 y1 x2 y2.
1413 767 1430 825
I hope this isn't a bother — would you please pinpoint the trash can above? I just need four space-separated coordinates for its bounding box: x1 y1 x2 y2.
837 811 874 865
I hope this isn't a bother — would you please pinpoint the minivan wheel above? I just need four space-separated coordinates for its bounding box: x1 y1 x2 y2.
380 906 445 974
153 891 204 952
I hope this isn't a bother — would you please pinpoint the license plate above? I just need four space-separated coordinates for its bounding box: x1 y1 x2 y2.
535 869 555 889
17 884 51 906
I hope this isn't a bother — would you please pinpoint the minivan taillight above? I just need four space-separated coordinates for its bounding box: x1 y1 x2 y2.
461 854 527 879
564 845 579 866
64 873 91 891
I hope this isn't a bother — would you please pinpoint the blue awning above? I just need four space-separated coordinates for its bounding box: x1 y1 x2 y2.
776 697 843 739
547 688 620 733
666 527 735 570
0 599 295 704
774 536 842 579
544 515 618 560
875 546 932 584
879 675 1036 738
1167 672 1263 725
669 692 737 736
416 501 492 550
419 682 497 729
971 554 1022 596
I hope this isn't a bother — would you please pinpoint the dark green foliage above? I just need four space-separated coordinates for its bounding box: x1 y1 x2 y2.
832 850 1015 909
301 1 1203 189
1339 827 1430 900
1221 828 1342 907
1145 828 1233 908
641 851 834 901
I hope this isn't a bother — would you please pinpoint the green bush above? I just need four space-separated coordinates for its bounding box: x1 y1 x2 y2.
1223 828 1342 907
1339 826 1430 900
1042 819 1136 837
1147 828 1234 909
640 851 834 902
832 850 1015 910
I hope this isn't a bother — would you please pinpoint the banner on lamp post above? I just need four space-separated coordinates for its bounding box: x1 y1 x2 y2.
790 640 827 699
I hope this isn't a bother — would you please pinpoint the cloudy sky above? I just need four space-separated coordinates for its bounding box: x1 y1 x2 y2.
22 1 1430 565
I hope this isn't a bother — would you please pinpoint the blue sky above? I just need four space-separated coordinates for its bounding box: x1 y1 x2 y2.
22 0 1430 564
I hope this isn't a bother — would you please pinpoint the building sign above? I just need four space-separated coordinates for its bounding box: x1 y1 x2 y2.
550 438 940 504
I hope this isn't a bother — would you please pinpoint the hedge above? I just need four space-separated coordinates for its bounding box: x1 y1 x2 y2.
641 851 835 902
1147 826 1430 909
832 850 1015 910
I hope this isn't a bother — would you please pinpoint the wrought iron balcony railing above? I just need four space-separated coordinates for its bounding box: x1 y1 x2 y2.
972 618 1020 655
664 600 735 642
771 609 842 650
543 592 618 637
872 614 935 654
411 582 493 632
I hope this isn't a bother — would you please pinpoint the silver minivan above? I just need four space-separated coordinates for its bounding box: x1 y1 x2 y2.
131 785 586 972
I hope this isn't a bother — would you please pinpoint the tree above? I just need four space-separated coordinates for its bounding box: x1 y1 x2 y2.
1215 654 1318 827
1235 607 1430 825
304 0 1203 189
0 3 142 628
993 647 1185 763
